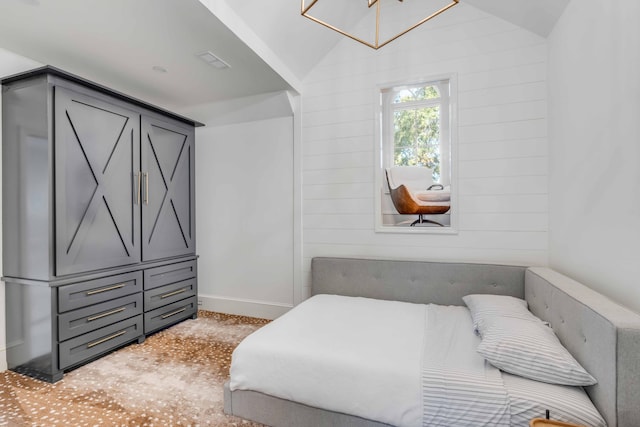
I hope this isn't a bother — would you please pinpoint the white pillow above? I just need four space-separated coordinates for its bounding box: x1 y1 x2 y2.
463 294 597 386
502 372 605 427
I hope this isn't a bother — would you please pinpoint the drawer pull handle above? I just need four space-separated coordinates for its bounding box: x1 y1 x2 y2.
160 288 187 299
87 307 126 322
86 283 126 296
161 307 187 319
87 330 127 348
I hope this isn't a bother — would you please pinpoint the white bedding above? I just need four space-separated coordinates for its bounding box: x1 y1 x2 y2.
230 294 605 427
231 294 479 426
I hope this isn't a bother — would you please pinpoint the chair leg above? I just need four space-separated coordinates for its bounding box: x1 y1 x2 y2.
410 214 444 227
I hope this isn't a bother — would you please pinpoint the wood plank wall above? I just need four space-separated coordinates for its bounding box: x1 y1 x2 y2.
300 4 549 297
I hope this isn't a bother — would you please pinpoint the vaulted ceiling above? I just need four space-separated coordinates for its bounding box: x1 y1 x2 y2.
223 0 570 80
0 0 569 112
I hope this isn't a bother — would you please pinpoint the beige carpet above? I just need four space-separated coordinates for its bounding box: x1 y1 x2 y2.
0 311 269 426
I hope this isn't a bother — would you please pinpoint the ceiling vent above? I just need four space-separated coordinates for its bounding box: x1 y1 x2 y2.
197 51 230 70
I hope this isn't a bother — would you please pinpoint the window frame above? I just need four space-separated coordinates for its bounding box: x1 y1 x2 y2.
374 73 459 234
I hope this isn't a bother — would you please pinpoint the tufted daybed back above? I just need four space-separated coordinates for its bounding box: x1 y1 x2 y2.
311 257 640 427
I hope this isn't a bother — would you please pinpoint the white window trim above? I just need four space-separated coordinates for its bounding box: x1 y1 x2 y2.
374 73 459 235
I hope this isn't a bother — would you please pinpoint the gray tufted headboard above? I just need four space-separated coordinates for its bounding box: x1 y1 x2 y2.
311 257 526 305
311 257 640 427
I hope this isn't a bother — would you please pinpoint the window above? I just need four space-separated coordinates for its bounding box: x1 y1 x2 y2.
376 77 456 232
384 80 450 184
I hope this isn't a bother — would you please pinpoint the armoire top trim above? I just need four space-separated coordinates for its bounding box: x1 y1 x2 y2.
1 65 205 128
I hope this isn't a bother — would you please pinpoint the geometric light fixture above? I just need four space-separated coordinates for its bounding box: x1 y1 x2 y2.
301 0 459 50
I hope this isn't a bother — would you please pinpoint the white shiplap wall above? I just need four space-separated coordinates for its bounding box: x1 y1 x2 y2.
301 4 548 296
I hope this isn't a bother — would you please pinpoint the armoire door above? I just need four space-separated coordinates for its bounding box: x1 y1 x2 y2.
141 115 195 261
55 87 141 276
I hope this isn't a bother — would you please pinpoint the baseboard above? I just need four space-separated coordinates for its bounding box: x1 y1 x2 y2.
0 348 7 372
198 294 293 320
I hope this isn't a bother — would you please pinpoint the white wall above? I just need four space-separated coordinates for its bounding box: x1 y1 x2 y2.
0 48 42 371
548 2 640 312
195 113 296 319
301 3 549 296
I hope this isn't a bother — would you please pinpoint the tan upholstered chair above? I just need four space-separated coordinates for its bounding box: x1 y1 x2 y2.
385 166 450 226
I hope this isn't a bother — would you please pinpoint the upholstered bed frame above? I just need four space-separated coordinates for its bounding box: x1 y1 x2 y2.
224 257 640 427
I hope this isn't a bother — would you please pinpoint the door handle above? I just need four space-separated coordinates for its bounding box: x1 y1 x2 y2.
144 172 149 205
136 172 141 205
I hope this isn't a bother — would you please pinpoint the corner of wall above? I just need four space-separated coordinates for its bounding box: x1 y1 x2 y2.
290 94 304 306
0 280 5 372
545 0 640 314
0 48 44 374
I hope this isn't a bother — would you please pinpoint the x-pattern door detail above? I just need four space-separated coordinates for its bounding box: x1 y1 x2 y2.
55 87 141 275
141 116 195 261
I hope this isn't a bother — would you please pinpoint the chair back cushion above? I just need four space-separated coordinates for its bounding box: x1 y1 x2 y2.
386 166 434 191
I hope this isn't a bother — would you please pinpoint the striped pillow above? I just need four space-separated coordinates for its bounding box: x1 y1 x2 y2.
463 294 541 334
477 317 596 386
463 294 596 386
502 372 605 427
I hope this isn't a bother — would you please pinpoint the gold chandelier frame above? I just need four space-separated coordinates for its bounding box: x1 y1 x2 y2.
301 0 459 50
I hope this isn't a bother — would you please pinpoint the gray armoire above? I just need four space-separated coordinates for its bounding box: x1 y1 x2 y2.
2 66 203 382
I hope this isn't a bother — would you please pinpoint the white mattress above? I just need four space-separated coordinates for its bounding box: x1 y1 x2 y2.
230 294 470 426
230 294 606 427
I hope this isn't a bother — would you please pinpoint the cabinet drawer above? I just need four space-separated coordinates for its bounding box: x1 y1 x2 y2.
58 293 143 341
59 315 143 369
144 278 196 312
144 296 197 334
144 260 196 290
58 271 143 313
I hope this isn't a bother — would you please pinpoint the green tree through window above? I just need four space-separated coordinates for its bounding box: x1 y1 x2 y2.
393 106 440 179
389 84 443 182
